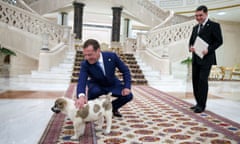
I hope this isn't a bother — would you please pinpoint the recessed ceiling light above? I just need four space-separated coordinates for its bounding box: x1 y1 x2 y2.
217 12 226 15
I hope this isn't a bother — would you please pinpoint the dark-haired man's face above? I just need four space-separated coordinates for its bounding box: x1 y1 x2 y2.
195 10 207 24
83 45 100 64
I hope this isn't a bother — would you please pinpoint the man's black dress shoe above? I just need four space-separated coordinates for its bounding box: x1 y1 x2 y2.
194 107 204 113
113 111 122 117
190 105 197 110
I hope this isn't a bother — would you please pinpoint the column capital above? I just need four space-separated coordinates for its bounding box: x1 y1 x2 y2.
111 7 122 11
73 1 85 7
60 12 68 15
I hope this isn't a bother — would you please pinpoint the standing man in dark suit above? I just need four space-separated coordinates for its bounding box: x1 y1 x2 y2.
189 5 223 113
75 39 133 117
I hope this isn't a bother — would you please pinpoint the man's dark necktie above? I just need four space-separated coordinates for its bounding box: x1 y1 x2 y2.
198 24 203 33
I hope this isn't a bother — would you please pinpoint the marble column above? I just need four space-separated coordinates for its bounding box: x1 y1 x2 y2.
111 7 122 42
111 7 122 49
123 18 130 38
58 12 68 26
73 2 84 40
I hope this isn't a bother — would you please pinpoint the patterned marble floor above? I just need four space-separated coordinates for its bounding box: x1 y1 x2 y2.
0 77 240 144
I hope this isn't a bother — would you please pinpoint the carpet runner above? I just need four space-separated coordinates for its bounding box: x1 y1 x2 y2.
39 84 240 144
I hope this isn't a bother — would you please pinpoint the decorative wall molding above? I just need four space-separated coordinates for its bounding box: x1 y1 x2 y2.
186 0 195 5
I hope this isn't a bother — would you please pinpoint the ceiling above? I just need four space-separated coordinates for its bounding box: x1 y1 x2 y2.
208 6 240 22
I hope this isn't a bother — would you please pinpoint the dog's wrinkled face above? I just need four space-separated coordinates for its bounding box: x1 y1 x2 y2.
51 98 67 113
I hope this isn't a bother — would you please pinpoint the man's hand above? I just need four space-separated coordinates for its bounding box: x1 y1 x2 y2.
202 49 208 55
121 88 131 96
75 96 87 109
189 47 195 53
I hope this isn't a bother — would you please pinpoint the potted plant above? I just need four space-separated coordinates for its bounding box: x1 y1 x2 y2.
0 44 16 67
181 56 192 80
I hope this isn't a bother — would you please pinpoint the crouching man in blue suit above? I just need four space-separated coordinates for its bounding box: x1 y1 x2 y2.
75 39 133 117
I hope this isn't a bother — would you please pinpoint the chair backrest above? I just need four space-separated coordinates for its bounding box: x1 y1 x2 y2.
221 66 233 80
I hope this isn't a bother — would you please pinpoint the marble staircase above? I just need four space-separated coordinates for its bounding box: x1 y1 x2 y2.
135 55 187 92
71 51 148 85
17 50 75 84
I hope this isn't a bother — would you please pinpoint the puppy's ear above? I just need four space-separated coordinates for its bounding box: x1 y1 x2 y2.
107 92 112 96
55 98 67 110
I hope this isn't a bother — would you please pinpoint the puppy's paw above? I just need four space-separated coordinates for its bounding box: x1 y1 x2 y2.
71 135 79 140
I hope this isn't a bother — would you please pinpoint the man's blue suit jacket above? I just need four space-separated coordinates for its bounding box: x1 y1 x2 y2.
77 51 131 96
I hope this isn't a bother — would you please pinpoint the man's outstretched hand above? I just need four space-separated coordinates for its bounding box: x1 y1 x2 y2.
75 96 88 109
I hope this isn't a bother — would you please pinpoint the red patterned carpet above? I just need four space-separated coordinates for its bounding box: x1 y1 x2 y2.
39 84 240 144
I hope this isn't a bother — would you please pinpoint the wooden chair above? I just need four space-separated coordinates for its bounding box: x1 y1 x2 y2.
220 66 233 80
209 65 223 80
232 64 240 80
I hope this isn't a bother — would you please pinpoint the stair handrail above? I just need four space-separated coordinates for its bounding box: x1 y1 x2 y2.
38 42 68 71
111 0 170 27
24 0 73 15
136 0 170 21
146 19 196 54
0 1 67 44
150 10 175 31
21 0 40 5
16 0 39 14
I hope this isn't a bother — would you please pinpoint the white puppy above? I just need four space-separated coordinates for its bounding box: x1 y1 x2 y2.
51 93 112 139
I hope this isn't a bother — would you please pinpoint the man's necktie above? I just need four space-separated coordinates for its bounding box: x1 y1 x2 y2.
198 24 203 33
96 61 105 75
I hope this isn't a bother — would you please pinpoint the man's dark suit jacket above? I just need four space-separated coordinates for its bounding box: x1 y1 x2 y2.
189 19 223 65
77 51 131 96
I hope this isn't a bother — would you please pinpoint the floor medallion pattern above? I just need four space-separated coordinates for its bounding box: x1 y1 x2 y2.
39 85 240 144
96 86 240 144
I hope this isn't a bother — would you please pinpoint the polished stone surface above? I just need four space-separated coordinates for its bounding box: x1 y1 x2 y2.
0 77 240 144
0 99 54 144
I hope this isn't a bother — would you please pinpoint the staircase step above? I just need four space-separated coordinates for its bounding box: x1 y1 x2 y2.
15 50 75 85
70 52 148 85
63 59 75 63
135 54 186 90
19 74 71 80
7 77 69 90
32 71 72 77
59 63 74 68
18 75 70 84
